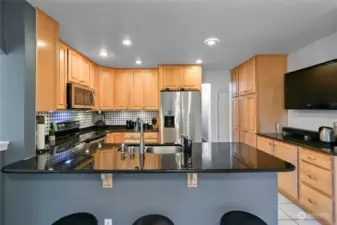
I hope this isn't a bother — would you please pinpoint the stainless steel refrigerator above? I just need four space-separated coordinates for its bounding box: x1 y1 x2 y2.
160 90 201 144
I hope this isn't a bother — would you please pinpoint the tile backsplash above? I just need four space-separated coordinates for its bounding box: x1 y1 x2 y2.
37 111 159 135
104 111 158 125
37 111 98 135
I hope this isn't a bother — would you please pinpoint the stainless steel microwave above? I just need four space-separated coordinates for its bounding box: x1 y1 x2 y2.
67 83 95 109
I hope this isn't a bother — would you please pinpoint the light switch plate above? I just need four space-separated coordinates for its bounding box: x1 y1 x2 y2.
187 173 198 187
101 174 113 188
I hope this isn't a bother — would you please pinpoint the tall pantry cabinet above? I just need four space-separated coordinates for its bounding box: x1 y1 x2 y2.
231 55 288 147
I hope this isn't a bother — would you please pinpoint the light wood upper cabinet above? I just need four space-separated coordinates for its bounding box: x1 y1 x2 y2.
114 70 131 110
68 49 80 83
231 68 239 97
90 63 100 110
246 94 257 133
232 98 239 129
130 70 145 110
144 69 159 110
246 57 256 94
79 57 90 86
161 67 182 89
98 68 114 110
238 63 247 95
181 66 202 90
55 41 68 110
36 8 59 112
160 65 202 91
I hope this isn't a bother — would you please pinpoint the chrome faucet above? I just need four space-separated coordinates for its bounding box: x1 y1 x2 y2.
135 118 145 155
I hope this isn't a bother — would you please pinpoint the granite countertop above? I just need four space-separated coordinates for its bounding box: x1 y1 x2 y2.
2 142 295 173
257 133 337 156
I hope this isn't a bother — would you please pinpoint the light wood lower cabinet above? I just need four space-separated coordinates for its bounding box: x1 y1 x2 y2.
106 132 159 144
232 128 240 142
300 183 333 225
257 136 274 155
300 161 332 196
274 141 298 200
239 131 256 147
256 135 335 225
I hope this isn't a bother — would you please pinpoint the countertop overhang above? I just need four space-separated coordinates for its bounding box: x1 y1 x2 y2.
2 142 295 174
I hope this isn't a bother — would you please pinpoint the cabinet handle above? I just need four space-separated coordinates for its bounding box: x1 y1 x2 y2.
307 156 316 161
308 174 317 180
307 199 316 205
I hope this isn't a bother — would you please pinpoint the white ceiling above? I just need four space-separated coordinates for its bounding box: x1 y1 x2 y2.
28 0 337 69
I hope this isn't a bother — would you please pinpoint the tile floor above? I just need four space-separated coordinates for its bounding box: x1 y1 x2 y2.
278 193 322 225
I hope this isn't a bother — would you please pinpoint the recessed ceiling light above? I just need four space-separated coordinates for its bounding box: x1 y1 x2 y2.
204 37 220 46
99 50 108 57
136 60 142 65
196 59 203 64
37 40 47 48
122 39 132 46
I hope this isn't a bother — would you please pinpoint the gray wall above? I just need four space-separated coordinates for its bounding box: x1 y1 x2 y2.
3 173 277 225
0 0 36 224
287 30 337 130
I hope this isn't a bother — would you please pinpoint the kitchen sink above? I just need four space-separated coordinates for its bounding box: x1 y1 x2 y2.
118 144 183 154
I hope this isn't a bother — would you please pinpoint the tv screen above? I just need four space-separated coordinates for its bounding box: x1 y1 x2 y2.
285 59 337 109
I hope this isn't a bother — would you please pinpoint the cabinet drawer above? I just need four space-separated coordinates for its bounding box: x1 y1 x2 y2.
239 130 246 144
124 139 140 144
245 132 256 148
300 183 333 224
144 132 158 139
300 161 332 196
300 148 332 170
145 139 159 144
257 136 273 155
124 133 140 139
274 141 298 165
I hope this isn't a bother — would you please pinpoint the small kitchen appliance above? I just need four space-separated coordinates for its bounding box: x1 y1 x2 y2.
318 126 336 143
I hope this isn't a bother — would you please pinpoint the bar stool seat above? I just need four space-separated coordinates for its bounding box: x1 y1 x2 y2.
220 211 267 225
132 214 174 225
52 213 98 225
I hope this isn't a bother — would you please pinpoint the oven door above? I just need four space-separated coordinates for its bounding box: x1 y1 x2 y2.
67 83 95 109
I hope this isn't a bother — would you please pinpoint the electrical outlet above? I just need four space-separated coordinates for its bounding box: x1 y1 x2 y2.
187 173 198 187
104 219 113 225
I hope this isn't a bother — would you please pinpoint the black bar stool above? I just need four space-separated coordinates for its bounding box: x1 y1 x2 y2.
52 213 98 225
220 211 267 225
132 214 174 225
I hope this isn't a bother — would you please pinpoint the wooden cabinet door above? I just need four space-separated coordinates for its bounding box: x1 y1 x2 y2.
94 149 115 170
274 141 298 200
79 57 90 86
238 63 247 95
36 8 58 111
231 68 239 97
99 68 114 110
257 136 274 155
161 67 182 89
130 70 145 110
238 96 247 130
181 66 202 90
68 49 80 83
89 63 100 110
114 70 130 110
144 69 159 110
246 94 257 133
232 98 239 129
246 57 256 94
112 133 125 143
55 41 67 110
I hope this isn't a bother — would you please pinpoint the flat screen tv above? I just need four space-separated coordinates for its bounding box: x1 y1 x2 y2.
285 59 337 110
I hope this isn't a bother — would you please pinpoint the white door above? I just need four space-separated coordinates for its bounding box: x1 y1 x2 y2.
217 92 230 142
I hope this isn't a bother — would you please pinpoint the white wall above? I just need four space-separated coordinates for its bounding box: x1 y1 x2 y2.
287 31 337 130
202 69 231 142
